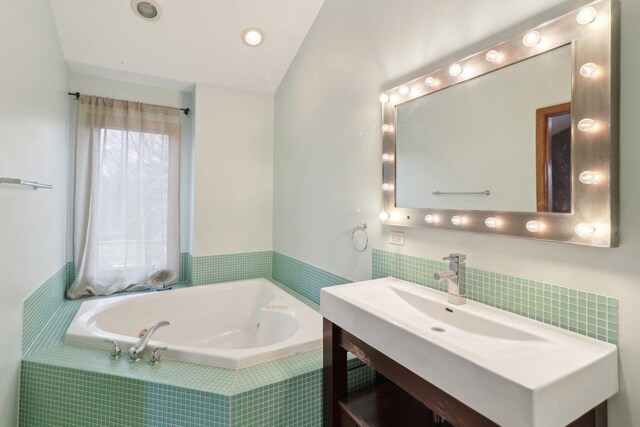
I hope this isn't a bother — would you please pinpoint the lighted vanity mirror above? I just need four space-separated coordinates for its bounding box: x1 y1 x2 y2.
380 0 619 247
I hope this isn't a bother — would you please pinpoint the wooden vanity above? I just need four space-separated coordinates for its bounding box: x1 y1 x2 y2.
323 319 607 427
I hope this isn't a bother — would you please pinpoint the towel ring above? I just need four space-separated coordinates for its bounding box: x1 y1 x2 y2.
351 223 368 253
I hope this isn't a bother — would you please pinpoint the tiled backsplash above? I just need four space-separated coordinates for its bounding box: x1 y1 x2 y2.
179 252 193 283
373 249 619 344
22 262 73 355
192 251 272 286
272 252 351 304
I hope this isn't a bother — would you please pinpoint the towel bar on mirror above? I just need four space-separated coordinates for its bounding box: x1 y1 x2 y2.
432 190 490 196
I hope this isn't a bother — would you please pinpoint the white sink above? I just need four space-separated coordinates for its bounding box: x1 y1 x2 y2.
320 277 618 427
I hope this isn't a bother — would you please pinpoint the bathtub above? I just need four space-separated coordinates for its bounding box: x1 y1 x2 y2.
64 278 322 369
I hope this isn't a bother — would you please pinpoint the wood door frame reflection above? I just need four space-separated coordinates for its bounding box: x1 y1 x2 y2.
536 102 571 212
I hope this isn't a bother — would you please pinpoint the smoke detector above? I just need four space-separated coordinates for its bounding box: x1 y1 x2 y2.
131 0 161 21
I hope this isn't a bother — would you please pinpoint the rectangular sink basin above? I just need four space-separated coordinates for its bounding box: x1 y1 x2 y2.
320 277 618 427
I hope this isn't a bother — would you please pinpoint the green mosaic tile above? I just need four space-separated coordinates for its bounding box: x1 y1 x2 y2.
269 279 319 311
192 251 272 286
230 369 324 427
20 361 230 427
180 251 193 283
373 248 619 344
273 252 351 304
347 364 376 395
23 262 72 356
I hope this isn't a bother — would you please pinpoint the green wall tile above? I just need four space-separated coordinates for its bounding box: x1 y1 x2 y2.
23 263 72 356
272 252 351 304
192 251 272 286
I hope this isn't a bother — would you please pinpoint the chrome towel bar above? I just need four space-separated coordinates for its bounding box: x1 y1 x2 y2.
0 177 52 190
432 190 490 196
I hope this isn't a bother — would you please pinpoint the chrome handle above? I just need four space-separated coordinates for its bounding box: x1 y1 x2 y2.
150 346 168 365
104 339 121 360
434 270 457 281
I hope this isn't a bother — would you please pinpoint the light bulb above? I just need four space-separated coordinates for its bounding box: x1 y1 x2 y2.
578 118 596 132
382 183 393 191
381 124 393 133
399 85 410 96
526 220 542 233
523 31 541 47
576 7 597 25
425 214 436 224
242 28 264 47
575 223 596 237
451 216 463 225
379 211 390 221
579 170 603 185
485 217 499 228
579 63 599 78
485 50 499 63
390 211 402 221
448 63 463 77
382 153 393 162
379 93 390 103
424 77 436 87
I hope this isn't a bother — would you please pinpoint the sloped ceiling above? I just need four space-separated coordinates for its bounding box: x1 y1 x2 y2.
50 0 325 92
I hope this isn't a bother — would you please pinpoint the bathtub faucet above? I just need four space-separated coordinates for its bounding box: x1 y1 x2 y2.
129 320 170 362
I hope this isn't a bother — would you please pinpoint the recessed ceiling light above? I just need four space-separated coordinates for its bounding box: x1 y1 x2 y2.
242 28 265 47
131 0 161 21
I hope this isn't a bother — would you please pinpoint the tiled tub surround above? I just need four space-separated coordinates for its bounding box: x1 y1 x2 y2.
20 273 372 426
373 249 619 344
21 344 373 426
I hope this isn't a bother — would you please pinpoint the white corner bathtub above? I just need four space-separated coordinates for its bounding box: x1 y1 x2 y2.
64 279 322 369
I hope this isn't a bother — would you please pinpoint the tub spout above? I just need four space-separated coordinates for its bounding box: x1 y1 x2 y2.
129 320 170 362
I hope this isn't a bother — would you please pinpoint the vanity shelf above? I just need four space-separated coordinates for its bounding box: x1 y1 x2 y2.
324 318 607 427
339 381 445 427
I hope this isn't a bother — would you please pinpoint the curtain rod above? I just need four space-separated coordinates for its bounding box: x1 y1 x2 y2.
67 92 191 117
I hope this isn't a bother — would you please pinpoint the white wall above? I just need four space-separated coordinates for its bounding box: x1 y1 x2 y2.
0 0 70 425
193 84 273 256
67 73 194 253
274 0 640 425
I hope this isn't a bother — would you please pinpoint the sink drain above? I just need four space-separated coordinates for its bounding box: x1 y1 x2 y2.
431 327 446 333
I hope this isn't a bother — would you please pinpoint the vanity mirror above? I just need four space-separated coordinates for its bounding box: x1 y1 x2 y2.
380 0 619 246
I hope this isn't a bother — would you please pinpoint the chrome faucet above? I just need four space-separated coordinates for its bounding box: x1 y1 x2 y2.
129 320 170 362
434 253 466 305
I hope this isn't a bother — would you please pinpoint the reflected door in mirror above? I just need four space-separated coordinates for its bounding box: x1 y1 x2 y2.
536 102 571 213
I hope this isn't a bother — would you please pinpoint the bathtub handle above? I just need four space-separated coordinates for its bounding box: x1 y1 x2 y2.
104 339 121 360
150 346 168 365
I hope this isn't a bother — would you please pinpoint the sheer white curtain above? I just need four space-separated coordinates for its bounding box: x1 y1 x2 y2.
67 96 180 299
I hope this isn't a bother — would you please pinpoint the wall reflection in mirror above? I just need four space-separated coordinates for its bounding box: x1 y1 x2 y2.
395 45 572 213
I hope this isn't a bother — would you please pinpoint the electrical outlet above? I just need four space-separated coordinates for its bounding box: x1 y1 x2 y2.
389 231 404 246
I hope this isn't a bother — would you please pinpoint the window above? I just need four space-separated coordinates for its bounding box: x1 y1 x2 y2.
68 96 181 298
